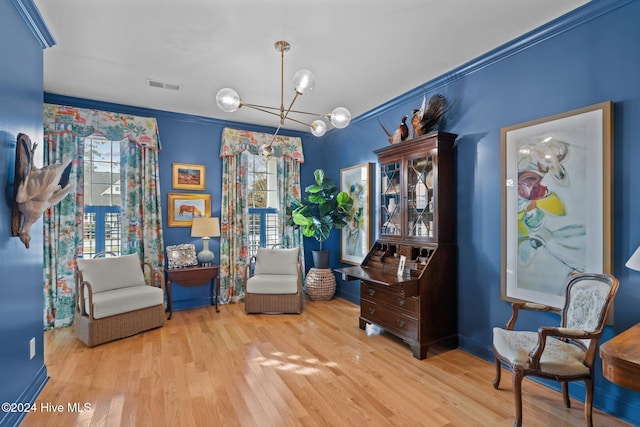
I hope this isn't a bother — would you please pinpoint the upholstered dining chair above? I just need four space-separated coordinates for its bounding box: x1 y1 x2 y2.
492 272 619 427
244 245 303 314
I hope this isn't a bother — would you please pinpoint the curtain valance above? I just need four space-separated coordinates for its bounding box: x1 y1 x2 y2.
43 104 161 151
220 127 304 162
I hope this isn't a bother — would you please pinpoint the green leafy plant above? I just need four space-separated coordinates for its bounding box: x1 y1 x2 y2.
289 169 353 251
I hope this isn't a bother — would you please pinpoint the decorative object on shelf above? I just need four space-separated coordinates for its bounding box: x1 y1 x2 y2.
166 244 198 269
191 217 221 264
397 255 407 277
626 246 640 271
215 40 351 157
501 101 613 309
12 133 74 249
172 163 205 191
289 169 353 269
340 162 374 265
167 192 211 227
378 115 409 144
411 93 448 137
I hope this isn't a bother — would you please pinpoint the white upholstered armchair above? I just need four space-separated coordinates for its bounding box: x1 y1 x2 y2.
244 246 303 314
492 272 619 427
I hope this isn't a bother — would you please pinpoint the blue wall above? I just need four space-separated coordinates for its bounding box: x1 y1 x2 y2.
28 0 640 424
0 1 52 425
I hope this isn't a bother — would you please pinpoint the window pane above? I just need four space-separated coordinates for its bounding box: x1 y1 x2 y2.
83 212 96 258
83 137 122 257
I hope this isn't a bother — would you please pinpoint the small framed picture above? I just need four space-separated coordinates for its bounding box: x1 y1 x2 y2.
397 255 406 277
167 193 211 227
166 244 198 269
172 163 206 191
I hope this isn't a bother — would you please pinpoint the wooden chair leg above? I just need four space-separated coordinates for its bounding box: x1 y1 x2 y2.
584 378 594 427
493 357 502 389
562 381 571 408
512 368 524 427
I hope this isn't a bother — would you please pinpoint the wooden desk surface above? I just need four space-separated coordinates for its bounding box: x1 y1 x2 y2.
600 322 640 393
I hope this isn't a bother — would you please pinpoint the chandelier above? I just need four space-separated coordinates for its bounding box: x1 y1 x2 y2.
215 41 351 155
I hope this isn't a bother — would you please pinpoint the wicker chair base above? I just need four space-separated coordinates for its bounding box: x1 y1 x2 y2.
244 292 302 314
74 304 165 347
305 268 336 301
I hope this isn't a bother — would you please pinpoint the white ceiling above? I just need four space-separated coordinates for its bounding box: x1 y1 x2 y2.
34 0 589 133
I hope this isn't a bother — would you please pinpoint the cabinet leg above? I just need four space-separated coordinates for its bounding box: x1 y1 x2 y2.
410 343 428 360
359 318 367 330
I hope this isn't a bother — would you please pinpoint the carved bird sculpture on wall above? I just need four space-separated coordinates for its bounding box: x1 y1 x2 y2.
379 115 409 144
411 94 448 137
14 133 74 249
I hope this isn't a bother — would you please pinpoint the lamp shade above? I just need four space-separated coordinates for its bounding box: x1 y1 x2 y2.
191 217 220 238
626 246 640 272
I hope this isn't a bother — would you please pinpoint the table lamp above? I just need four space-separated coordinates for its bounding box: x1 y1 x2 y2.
626 246 640 271
191 217 220 264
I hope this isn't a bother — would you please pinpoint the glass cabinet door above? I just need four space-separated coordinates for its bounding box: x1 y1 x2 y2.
407 153 434 239
380 161 401 236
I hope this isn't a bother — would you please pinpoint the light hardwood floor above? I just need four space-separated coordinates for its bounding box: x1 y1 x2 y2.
23 298 631 427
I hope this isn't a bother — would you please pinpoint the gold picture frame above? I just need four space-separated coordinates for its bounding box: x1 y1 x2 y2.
340 162 374 265
501 101 613 308
172 163 206 191
167 193 211 227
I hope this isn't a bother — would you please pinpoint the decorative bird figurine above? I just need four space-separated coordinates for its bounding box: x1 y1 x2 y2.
412 94 448 136
411 94 427 137
379 115 409 144
399 115 409 141
14 133 74 248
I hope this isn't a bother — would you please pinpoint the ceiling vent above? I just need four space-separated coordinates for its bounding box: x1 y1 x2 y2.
146 78 181 91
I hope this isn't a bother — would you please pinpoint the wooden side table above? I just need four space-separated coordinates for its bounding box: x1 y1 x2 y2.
600 322 640 393
165 265 220 320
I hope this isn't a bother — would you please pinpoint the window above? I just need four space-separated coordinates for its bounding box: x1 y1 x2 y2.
247 154 280 256
83 137 121 257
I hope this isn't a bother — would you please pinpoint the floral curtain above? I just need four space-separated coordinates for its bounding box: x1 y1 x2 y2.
219 127 305 303
42 104 164 329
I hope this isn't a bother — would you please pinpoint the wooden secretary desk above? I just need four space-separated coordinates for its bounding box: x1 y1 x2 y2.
337 131 458 359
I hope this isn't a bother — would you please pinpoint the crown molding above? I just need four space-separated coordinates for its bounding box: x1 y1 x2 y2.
354 0 633 125
11 0 55 49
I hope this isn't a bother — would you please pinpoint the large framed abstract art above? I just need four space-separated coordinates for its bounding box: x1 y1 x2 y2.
501 101 613 308
340 162 374 265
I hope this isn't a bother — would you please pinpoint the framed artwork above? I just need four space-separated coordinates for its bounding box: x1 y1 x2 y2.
172 163 206 190
167 193 211 227
340 162 374 265
501 101 613 308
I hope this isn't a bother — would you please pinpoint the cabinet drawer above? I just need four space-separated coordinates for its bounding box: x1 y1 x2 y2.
361 279 418 298
361 299 418 341
361 282 418 314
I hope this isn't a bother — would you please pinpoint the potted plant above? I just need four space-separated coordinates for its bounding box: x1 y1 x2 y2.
289 169 353 269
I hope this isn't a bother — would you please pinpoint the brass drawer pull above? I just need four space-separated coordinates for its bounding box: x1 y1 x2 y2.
397 298 405 306
368 307 376 315
397 319 406 328
368 288 376 296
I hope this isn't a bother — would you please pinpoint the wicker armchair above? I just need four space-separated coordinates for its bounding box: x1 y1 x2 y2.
74 253 165 346
493 272 619 427
244 246 303 314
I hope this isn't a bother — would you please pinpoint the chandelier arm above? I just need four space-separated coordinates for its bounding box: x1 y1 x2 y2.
241 103 283 112
281 115 314 127
241 104 284 118
280 93 300 125
286 109 331 118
